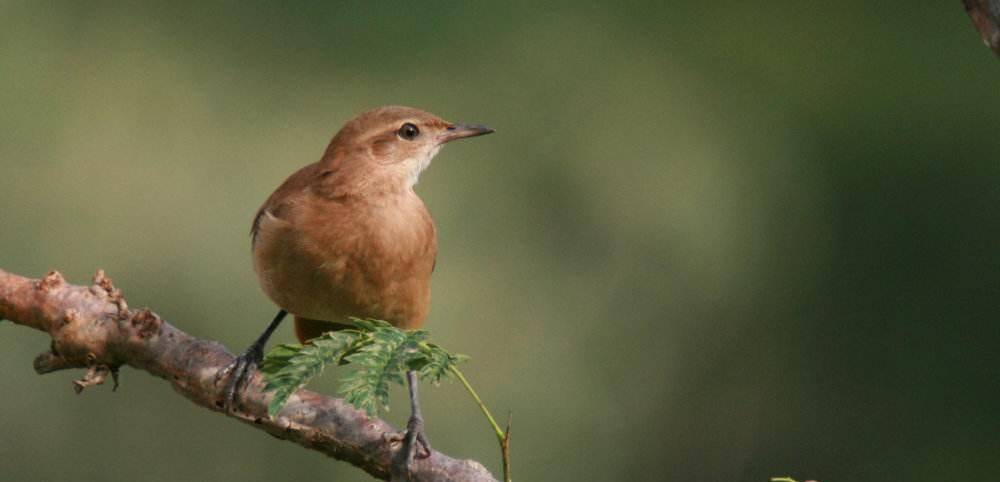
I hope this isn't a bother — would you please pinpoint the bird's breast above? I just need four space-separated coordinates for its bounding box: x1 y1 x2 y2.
252 192 437 329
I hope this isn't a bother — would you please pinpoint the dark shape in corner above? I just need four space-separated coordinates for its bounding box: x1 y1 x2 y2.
964 0 1000 56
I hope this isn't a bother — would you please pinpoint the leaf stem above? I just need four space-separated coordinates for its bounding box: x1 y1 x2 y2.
450 366 503 440
450 366 511 482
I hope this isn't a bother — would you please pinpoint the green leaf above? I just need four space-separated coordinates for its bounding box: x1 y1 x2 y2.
259 343 303 375
348 317 393 332
340 326 426 415
416 343 468 385
260 318 469 417
262 330 360 417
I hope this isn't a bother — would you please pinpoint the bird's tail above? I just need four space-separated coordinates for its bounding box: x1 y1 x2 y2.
293 316 354 343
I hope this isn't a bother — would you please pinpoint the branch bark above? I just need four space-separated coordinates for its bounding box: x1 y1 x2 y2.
0 267 497 482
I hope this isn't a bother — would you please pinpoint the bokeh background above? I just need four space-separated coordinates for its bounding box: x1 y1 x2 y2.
2 3 998 481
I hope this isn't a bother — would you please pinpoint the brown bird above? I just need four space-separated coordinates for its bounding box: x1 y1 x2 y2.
221 105 493 468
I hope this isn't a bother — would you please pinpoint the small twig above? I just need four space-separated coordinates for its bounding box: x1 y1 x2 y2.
450 366 512 482
501 412 512 482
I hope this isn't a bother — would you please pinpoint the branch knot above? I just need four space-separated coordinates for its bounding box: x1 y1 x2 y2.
130 309 162 339
37 270 65 291
73 363 119 393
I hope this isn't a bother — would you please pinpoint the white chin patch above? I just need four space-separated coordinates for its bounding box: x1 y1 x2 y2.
407 145 441 187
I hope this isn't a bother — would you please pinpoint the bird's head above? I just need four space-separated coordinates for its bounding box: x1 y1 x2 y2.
322 105 494 192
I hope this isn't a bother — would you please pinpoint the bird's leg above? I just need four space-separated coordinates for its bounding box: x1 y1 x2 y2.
218 309 287 411
391 369 432 479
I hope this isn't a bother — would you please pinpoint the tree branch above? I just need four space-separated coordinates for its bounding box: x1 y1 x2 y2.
0 267 497 482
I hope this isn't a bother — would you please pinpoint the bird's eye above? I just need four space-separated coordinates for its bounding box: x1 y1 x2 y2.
398 123 420 141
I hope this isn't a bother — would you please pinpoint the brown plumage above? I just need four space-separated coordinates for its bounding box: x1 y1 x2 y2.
221 106 492 470
251 105 493 341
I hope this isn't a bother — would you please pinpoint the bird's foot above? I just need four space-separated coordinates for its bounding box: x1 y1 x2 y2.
216 343 264 412
387 414 432 480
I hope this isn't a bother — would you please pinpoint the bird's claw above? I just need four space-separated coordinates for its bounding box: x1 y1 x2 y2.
386 414 432 480
384 429 431 460
406 415 432 460
217 345 263 412
386 417 431 480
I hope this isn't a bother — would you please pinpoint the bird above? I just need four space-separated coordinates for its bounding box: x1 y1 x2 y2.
220 105 493 472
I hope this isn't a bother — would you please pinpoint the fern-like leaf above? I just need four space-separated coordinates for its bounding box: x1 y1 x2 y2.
262 331 359 417
340 326 428 415
416 343 469 385
261 318 468 417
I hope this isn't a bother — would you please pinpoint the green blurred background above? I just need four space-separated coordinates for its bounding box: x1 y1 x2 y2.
2 2 998 481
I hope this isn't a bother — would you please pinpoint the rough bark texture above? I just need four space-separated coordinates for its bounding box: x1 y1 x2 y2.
0 267 496 482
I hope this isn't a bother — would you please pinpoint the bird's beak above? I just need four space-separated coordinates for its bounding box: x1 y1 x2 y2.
439 123 495 144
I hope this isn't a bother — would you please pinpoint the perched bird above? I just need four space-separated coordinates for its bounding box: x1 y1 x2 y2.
221 105 493 470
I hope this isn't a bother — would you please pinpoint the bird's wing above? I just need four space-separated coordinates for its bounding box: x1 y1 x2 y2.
251 162 328 246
